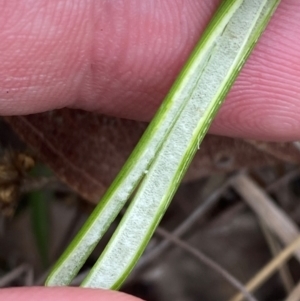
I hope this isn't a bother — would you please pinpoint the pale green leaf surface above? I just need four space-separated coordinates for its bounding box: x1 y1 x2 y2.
46 0 281 289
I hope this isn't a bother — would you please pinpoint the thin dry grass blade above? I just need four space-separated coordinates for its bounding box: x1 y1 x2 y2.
228 236 300 301
259 220 294 293
231 173 300 260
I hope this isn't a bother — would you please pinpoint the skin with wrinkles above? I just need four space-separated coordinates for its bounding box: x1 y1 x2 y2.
0 0 300 141
0 0 299 300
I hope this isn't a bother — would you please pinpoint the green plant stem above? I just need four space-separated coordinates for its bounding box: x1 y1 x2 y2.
46 0 281 289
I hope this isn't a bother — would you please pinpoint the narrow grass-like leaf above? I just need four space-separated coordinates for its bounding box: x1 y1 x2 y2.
46 0 241 286
46 0 281 288
81 0 280 289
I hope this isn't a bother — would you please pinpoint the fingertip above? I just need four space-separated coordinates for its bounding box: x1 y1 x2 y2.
0 287 143 301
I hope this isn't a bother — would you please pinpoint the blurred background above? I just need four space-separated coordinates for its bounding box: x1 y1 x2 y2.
1 111 300 301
